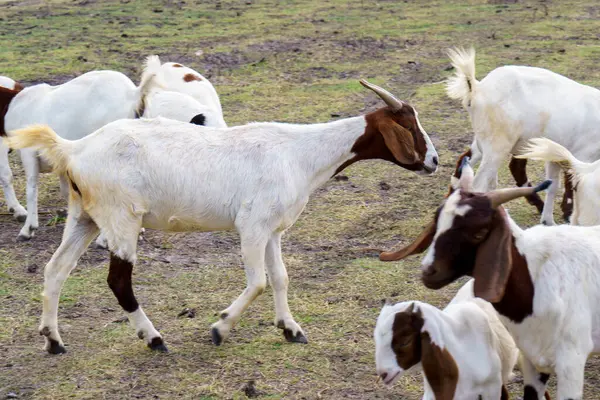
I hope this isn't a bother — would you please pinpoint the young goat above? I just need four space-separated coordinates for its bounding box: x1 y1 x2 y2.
518 137 600 226
447 47 599 226
375 279 518 399
6 80 438 354
379 157 600 399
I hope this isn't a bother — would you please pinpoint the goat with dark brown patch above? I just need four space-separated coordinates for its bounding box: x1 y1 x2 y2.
375 279 518 399
380 156 600 399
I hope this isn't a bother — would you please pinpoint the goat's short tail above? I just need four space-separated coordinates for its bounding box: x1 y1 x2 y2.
135 55 165 116
446 47 478 107
3 124 72 174
516 138 585 174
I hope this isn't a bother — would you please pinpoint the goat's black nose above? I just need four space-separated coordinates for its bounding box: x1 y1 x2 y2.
433 156 439 166
380 372 388 381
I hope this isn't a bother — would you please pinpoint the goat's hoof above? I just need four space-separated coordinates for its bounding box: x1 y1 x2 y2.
283 329 308 344
47 339 67 355
16 233 32 242
147 337 168 352
91 241 108 250
211 327 223 346
15 214 27 223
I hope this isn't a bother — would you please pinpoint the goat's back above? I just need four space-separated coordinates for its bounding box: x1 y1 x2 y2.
5 70 139 140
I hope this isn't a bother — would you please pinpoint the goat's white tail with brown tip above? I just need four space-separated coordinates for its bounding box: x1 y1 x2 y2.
3 124 73 174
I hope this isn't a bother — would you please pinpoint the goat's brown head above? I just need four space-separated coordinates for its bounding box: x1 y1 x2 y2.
375 301 459 396
380 157 551 303
0 86 22 137
336 80 439 175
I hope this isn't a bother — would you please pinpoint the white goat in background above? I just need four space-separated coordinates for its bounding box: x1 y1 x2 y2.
1 56 226 243
447 47 600 225
5 80 438 353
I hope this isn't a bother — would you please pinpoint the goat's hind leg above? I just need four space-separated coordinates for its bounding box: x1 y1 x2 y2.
39 202 99 354
540 162 560 226
101 216 166 351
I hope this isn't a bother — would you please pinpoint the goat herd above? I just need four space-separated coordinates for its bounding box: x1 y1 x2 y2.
1 46 600 399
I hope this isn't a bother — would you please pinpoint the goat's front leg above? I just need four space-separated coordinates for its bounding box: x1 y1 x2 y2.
540 162 560 226
39 203 99 354
555 355 586 400
0 140 26 221
520 356 549 400
472 147 506 192
17 149 40 240
211 231 268 345
265 232 307 343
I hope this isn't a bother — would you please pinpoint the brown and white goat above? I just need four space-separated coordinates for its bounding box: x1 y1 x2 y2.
5 80 438 353
380 156 600 400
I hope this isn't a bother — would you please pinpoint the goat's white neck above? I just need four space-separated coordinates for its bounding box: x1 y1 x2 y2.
284 116 368 191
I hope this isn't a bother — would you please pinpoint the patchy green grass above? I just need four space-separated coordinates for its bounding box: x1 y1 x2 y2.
2 0 600 398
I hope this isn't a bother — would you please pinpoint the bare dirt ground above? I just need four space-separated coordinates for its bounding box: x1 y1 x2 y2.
2 0 600 399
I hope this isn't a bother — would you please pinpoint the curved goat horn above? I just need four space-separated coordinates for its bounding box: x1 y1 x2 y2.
359 79 404 111
488 180 552 208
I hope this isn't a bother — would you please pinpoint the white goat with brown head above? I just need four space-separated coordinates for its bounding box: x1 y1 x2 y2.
5 80 438 354
380 156 600 400
375 279 518 399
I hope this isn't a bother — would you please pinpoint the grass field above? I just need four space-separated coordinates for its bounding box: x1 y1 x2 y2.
2 0 600 398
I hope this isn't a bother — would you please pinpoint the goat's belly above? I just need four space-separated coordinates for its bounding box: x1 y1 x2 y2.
142 213 234 232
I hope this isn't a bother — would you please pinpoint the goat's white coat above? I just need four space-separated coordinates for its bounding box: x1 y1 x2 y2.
5 113 437 349
144 89 227 128
518 137 600 227
375 280 518 399
447 47 600 225
157 62 224 118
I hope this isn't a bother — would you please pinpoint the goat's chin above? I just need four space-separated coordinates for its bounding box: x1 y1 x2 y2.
421 273 458 289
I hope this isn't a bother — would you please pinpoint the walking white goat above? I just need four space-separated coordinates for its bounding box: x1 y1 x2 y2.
5 80 438 353
447 47 600 225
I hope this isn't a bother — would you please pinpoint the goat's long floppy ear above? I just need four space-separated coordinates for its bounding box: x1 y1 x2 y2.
380 221 436 261
472 207 513 303
379 120 418 165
